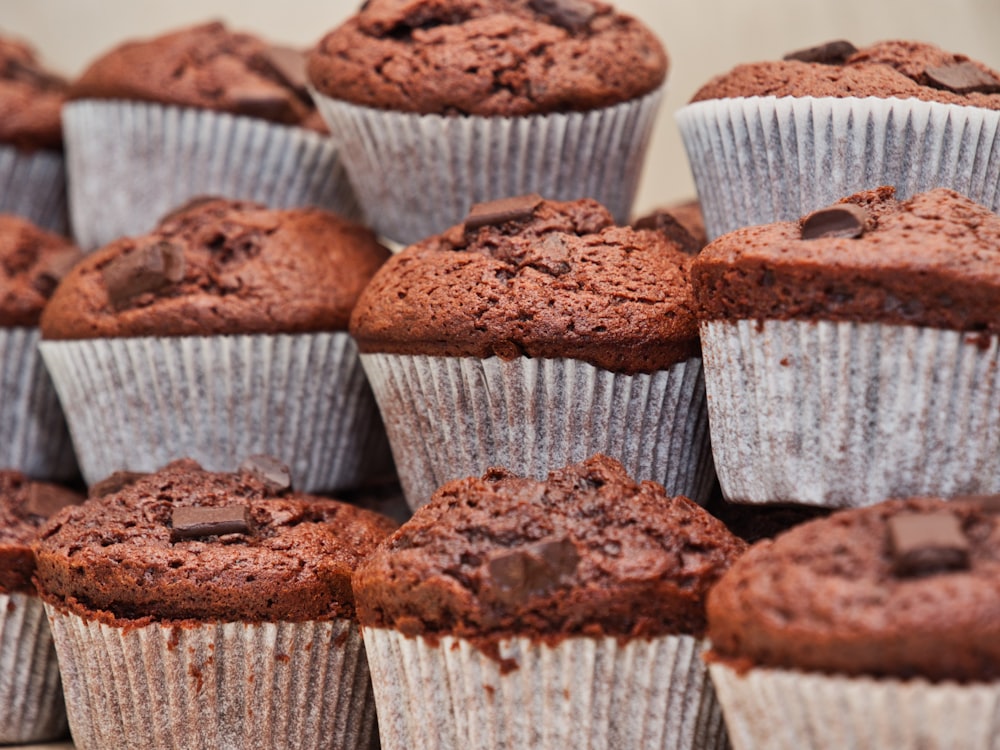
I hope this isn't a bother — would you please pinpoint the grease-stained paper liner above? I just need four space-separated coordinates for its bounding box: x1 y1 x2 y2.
39 333 390 492
0 328 76 481
710 660 1000 750
0 593 66 744
63 100 361 251
311 88 663 245
676 96 1000 240
701 319 1000 507
45 609 376 750
0 145 68 235
360 354 713 510
365 628 728 750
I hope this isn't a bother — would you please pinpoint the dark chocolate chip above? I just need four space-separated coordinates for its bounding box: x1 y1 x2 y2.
228 83 295 120
102 241 185 309
171 505 252 541
925 61 1000 95
486 537 579 604
240 454 292 493
258 46 309 97
88 471 148 499
24 483 79 518
783 40 858 65
888 511 970 577
801 203 868 240
530 0 597 31
465 194 543 232
633 212 701 255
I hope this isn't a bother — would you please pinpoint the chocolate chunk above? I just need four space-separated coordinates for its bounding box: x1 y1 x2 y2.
486 537 579 604
634 212 701 255
258 46 309 97
228 83 295 120
925 62 1000 95
530 0 597 30
171 505 252 541
783 40 858 66
465 194 543 232
801 203 868 240
24 483 79 518
240 454 292 493
102 241 185 309
89 471 147 499
888 511 970 577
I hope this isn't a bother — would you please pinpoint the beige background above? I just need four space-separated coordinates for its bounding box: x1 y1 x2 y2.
4 0 999 217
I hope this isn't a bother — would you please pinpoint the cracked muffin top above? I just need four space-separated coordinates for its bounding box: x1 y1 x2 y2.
307 0 667 116
34 459 398 624
0 34 67 151
68 21 328 131
353 455 746 645
40 197 390 340
349 195 699 374
691 40 1000 110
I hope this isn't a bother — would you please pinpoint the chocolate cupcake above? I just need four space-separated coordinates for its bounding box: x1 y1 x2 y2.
676 39 1000 239
354 455 746 750
39 197 391 492
350 196 712 509
308 0 667 244
707 496 1000 749
64 21 359 250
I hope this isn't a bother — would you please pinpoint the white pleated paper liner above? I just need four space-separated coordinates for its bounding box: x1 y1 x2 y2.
0 145 68 235
0 328 77 481
63 100 361 251
311 88 664 245
0 592 67 744
45 609 376 750
701 319 1000 508
710 660 1000 750
39 332 391 493
365 628 727 750
676 96 1000 240
360 354 714 510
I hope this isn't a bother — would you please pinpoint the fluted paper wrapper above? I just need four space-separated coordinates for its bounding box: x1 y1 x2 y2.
0 593 66 743
63 100 360 250
311 88 663 245
701 319 1000 507
40 333 389 492
0 145 68 234
46 609 376 750
0 328 76 481
676 96 1000 240
710 661 1000 750
360 354 713 510
366 628 727 750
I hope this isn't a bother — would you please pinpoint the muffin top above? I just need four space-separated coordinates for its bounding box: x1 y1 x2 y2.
353 455 746 646
350 196 699 374
0 35 67 150
692 186 1000 334
708 497 1000 682
68 21 327 131
0 214 82 327
632 198 706 253
691 40 1000 111
0 471 82 595
34 459 398 624
40 197 390 340
308 0 667 116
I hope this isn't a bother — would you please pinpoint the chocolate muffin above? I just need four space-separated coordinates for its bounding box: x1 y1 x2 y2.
38 198 392 493
354 455 745 750
691 187 1000 509
350 195 714 510
35 458 397 750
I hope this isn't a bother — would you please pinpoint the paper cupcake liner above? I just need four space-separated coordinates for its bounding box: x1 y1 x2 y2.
63 100 361 251
311 88 664 245
676 96 1000 239
701 319 1000 507
39 332 390 492
0 328 76 481
0 592 66 744
710 660 1000 750
45 608 376 750
365 628 727 750
0 145 68 235
360 354 713 510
